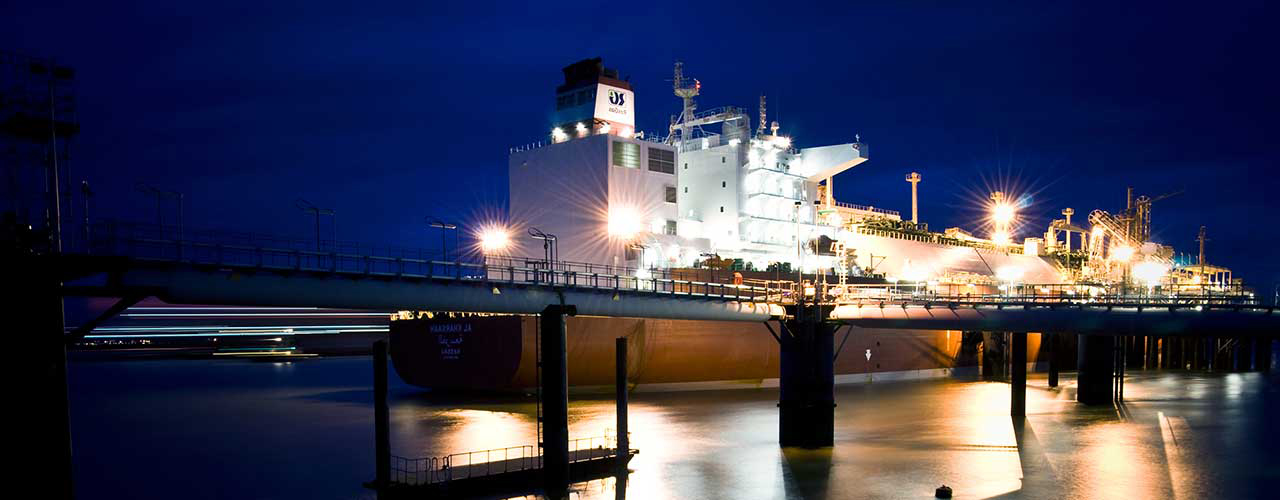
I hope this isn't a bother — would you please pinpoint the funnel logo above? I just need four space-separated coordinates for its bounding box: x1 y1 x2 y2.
596 83 634 127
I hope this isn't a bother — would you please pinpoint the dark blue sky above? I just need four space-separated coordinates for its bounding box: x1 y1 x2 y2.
6 1 1278 296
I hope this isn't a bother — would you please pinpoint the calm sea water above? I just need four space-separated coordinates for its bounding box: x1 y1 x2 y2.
69 357 1280 499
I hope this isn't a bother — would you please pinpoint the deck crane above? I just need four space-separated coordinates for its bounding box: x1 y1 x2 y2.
1128 189 1183 243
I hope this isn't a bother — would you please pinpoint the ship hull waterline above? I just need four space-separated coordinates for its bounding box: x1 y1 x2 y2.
389 315 1051 393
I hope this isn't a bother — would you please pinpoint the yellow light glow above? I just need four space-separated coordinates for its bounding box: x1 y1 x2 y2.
608 205 643 239
991 203 1015 224
1110 245 1134 261
1132 261 1168 286
992 230 1011 245
478 226 512 254
995 265 1024 282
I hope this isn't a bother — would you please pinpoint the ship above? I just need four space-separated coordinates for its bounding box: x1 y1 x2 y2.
389 58 1084 392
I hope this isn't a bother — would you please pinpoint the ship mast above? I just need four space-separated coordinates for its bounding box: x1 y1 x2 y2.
667 61 700 150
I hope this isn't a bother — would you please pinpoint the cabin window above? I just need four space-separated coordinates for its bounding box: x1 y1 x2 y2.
612 141 640 168
648 147 675 174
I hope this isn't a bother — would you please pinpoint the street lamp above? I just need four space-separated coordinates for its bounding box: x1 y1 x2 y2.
81 180 93 250
529 227 558 283
794 200 803 283
137 182 184 240
296 198 336 252
426 217 459 261
528 227 557 263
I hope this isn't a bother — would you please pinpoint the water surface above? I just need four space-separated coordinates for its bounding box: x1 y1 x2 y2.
70 357 1280 499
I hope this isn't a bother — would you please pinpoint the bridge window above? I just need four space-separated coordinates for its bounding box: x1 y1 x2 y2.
648 147 675 174
613 141 640 169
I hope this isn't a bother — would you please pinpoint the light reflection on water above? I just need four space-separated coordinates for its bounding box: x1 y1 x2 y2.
69 358 1280 499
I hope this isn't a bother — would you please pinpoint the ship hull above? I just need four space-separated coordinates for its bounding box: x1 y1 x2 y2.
389 315 1048 392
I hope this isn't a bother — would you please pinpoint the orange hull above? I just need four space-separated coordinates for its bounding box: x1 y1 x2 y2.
390 315 1045 391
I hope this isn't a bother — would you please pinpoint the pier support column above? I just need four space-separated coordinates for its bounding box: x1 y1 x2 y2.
615 337 629 469
1235 337 1250 371
541 305 576 498
1047 333 1059 388
373 340 390 491
13 257 74 499
778 304 836 448
1255 337 1272 373
1077 334 1115 405
1011 332 1026 416
1187 337 1198 370
1127 336 1144 369
1160 337 1171 369
982 332 1006 380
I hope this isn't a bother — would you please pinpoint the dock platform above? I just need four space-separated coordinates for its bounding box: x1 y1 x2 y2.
367 440 637 498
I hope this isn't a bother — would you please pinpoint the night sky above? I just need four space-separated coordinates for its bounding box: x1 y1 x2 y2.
5 1 1278 297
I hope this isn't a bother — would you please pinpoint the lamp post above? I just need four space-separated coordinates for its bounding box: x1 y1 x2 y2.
295 198 336 252
426 217 459 261
81 180 92 251
794 200 803 284
137 182 184 241
989 191 1014 246
529 228 558 283
905 172 921 225
529 228 557 262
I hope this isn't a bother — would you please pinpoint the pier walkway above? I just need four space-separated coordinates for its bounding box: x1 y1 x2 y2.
18 219 1280 497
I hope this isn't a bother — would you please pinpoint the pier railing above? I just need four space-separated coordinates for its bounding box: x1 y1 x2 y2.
77 220 774 303
388 435 622 486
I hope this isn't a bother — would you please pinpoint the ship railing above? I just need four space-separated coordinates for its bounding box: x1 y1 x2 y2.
77 219 777 303
688 105 744 121
824 281 1258 307
829 200 900 218
852 224 1025 255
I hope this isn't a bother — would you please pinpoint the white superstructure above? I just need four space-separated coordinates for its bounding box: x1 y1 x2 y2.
508 59 1067 286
